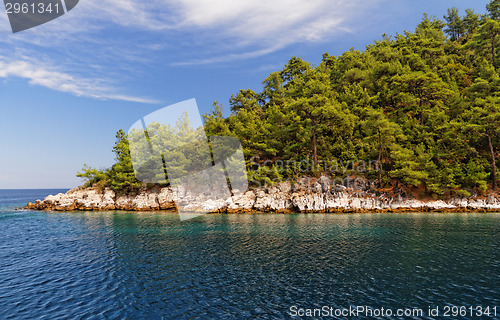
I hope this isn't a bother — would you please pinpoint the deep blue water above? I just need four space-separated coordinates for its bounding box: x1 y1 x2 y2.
0 190 498 319
0 189 69 212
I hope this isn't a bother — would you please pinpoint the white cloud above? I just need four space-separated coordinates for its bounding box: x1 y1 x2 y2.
108 0 366 51
0 58 158 103
170 46 280 66
2 0 376 58
0 0 381 99
175 0 346 37
101 0 373 65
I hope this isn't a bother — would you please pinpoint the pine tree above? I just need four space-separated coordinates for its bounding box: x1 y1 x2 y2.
109 129 142 192
487 0 500 20
444 8 465 40
463 9 481 36
474 19 500 69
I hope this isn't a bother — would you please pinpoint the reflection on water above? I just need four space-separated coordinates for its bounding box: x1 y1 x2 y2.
0 211 498 319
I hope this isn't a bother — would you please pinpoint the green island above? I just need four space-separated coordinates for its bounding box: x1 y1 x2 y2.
80 3 499 199
26 2 500 213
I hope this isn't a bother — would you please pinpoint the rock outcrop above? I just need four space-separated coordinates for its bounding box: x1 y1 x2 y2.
25 177 500 213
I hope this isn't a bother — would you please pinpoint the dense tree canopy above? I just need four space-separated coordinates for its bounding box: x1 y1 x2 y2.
80 1 500 198
204 2 500 196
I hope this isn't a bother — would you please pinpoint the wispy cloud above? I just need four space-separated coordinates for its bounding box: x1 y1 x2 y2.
170 46 281 66
144 0 377 64
174 0 350 39
2 0 377 58
0 57 158 103
103 0 370 61
0 0 381 99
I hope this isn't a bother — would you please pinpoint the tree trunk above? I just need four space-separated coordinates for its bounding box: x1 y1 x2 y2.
378 129 382 187
487 133 497 190
492 39 497 70
492 34 497 70
312 127 318 165
418 96 424 126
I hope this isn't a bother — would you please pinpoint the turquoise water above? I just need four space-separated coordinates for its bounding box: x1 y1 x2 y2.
0 190 498 319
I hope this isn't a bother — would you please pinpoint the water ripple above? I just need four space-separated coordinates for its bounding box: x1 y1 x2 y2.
0 212 498 319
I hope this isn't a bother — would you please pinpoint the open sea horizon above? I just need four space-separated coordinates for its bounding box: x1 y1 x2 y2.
0 189 69 212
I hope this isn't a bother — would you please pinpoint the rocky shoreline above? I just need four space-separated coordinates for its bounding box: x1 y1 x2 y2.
25 176 500 213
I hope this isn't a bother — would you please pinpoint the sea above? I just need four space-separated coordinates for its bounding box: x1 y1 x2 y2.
0 189 498 319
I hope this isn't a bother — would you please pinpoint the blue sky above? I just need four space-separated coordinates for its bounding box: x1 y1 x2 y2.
0 0 490 188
